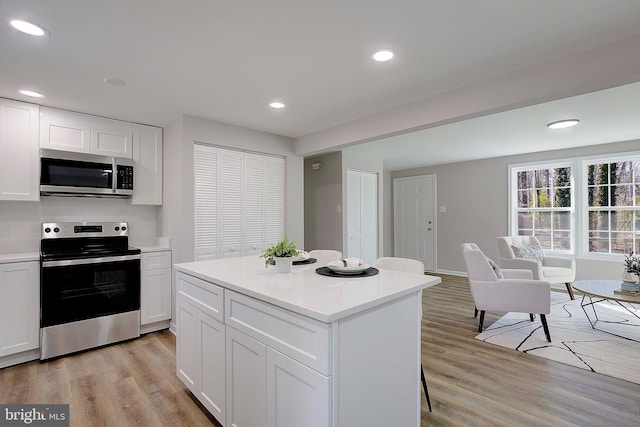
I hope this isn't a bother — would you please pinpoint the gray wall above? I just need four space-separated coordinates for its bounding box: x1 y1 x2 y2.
304 152 343 252
389 139 640 279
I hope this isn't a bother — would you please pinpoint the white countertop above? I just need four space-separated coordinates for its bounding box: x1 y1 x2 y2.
174 255 441 323
0 252 39 263
130 236 171 252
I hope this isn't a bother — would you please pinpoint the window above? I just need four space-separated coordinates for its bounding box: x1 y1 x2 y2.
510 152 640 258
584 159 640 255
511 163 574 252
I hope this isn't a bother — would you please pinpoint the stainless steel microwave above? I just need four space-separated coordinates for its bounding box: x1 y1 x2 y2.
40 149 134 197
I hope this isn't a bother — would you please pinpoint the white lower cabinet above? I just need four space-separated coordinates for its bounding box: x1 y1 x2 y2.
265 346 330 427
0 261 39 361
176 272 331 427
225 326 267 427
140 251 171 329
176 273 226 423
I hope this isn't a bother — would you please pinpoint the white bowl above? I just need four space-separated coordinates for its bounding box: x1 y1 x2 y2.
327 263 370 275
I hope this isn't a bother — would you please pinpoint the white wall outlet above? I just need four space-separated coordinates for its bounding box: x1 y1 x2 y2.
439 206 447 213
337 204 342 213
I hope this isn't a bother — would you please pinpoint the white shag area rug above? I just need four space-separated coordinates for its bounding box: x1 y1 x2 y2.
475 292 640 385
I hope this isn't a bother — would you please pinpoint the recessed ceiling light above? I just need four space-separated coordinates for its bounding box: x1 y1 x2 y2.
372 49 394 62
10 19 48 36
269 102 285 109
18 89 45 98
547 119 580 129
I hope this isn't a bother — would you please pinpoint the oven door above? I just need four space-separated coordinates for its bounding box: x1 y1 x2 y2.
40 255 140 327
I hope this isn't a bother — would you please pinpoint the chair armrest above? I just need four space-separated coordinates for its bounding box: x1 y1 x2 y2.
500 258 544 279
542 256 575 269
502 269 534 280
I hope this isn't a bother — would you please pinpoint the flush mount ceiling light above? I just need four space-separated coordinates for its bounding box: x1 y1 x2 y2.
10 19 48 36
104 77 127 87
18 89 45 98
372 49 394 62
547 119 580 129
269 101 286 109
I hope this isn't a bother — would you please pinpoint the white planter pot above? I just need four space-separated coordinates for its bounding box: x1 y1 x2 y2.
622 271 638 284
274 256 293 273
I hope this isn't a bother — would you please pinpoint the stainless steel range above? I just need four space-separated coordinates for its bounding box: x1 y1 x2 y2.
39 222 141 360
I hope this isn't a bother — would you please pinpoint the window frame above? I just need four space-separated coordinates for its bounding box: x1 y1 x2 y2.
579 152 640 261
509 151 640 262
508 160 576 255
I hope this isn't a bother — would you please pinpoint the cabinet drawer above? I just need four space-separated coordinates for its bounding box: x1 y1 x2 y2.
225 290 330 375
141 251 171 270
176 272 223 322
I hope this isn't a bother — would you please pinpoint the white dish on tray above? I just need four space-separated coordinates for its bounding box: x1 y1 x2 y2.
327 263 370 275
292 251 310 262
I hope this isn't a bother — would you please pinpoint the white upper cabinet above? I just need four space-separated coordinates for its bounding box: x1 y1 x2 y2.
91 116 134 158
131 124 163 205
40 107 133 158
0 99 40 201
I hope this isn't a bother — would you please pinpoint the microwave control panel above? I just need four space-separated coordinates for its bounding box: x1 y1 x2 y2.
117 165 134 190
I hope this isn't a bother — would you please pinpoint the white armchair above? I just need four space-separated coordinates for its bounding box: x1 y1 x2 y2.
497 236 576 300
461 243 551 341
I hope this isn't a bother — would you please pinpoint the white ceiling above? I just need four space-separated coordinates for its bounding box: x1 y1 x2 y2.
2 0 640 170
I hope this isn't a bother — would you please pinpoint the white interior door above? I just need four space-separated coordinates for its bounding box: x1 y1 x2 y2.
347 170 378 264
393 175 436 271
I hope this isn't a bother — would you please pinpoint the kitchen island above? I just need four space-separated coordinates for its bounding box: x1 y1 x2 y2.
174 255 441 427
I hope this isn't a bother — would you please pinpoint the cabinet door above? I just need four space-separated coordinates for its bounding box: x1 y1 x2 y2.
40 107 91 153
266 348 330 427
226 326 267 427
131 124 163 205
201 312 226 424
140 268 171 325
0 99 39 201
91 117 133 158
176 298 199 393
0 262 39 356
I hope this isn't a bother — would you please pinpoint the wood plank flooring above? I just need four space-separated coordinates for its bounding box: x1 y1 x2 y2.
1 274 639 426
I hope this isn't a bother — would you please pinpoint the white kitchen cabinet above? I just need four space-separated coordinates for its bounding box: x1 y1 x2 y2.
90 116 134 158
225 326 267 427
131 124 163 205
0 261 39 359
140 251 171 329
266 347 330 427
0 99 40 201
40 107 133 158
174 256 432 427
176 273 226 424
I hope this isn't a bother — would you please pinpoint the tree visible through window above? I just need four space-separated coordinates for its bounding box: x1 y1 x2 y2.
586 161 640 254
515 165 573 251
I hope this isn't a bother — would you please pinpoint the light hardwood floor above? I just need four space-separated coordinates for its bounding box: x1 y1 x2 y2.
1 274 639 426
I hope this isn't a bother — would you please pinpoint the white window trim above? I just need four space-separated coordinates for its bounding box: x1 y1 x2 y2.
510 150 640 261
508 159 576 256
579 151 640 262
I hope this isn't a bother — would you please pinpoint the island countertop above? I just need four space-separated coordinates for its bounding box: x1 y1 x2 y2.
174 255 441 323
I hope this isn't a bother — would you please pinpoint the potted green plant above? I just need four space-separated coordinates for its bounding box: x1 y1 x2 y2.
622 251 640 288
260 235 298 272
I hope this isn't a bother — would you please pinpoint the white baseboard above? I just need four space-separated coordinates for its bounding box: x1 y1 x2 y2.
431 269 467 277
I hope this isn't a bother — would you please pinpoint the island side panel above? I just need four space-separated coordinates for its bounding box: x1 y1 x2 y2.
334 291 422 427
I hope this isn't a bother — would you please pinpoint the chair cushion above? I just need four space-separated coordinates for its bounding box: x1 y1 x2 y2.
511 244 544 263
486 257 503 279
541 266 572 278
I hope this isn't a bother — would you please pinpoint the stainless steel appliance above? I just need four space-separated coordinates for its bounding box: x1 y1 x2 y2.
39 222 141 360
40 149 134 197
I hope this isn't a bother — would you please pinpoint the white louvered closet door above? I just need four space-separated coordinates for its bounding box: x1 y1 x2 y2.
194 144 218 260
219 149 244 258
194 144 285 261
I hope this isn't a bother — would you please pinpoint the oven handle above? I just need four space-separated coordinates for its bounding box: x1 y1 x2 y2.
42 254 141 268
